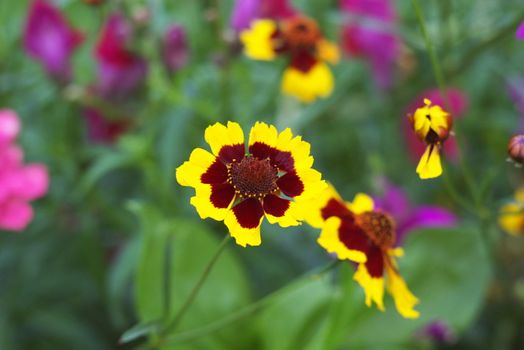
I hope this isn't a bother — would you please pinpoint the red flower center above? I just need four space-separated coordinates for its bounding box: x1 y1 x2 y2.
228 156 279 200
356 211 396 248
281 16 321 52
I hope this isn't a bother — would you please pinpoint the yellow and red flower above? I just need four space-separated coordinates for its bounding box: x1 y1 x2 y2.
176 121 326 247
240 16 339 103
306 184 419 319
499 187 524 236
409 98 453 179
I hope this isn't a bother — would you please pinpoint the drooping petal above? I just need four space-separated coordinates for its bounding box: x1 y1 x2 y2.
281 62 334 103
240 19 278 60
224 198 264 247
317 217 368 263
385 260 419 319
176 148 217 187
204 122 245 161
416 145 442 179
353 263 385 311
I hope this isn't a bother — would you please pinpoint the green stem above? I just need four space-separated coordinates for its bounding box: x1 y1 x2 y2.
161 235 232 338
162 260 340 345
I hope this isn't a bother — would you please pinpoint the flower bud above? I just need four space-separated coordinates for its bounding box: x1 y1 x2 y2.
508 134 524 164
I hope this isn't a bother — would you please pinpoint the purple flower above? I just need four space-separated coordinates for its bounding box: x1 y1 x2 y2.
517 21 524 40
508 77 524 131
374 181 457 244
230 0 296 32
340 0 402 89
161 24 189 74
95 14 147 99
418 320 456 344
83 108 130 144
23 0 83 82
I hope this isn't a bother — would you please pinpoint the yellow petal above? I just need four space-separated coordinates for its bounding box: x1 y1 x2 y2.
204 121 245 157
515 187 524 202
281 62 334 103
347 193 374 214
386 263 420 319
317 217 367 263
248 121 279 148
416 145 442 179
265 200 301 227
176 148 216 187
190 184 232 221
240 19 277 61
498 203 524 236
353 263 385 311
224 209 263 247
303 183 344 229
316 39 340 64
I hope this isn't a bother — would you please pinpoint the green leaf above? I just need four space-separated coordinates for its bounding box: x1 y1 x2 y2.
120 321 162 344
133 204 253 349
318 226 492 349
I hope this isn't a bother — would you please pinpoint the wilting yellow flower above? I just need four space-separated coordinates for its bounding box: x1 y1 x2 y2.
305 184 419 319
409 99 453 180
176 121 326 247
240 16 339 103
499 187 524 236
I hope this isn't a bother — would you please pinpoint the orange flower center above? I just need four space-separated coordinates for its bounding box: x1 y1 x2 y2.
356 211 396 248
228 156 279 200
281 16 321 52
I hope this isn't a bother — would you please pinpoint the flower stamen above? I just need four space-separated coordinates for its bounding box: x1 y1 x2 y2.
227 156 279 200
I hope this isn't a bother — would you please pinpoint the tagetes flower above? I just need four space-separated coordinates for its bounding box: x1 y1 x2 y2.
499 188 524 236
240 16 339 103
306 184 419 319
176 121 325 247
409 99 453 179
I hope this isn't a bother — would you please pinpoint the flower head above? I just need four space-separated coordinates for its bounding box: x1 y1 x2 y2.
508 134 524 165
409 99 453 179
499 187 524 236
374 181 457 244
0 110 49 231
517 21 524 40
231 0 296 32
405 88 467 163
161 24 189 74
176 121 325 247
95 13 147 99
23 0 84 82
240 15 339 103
340 0 401 89
306 184 419 318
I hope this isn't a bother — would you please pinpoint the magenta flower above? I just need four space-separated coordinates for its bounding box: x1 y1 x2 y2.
404 88 468 163
374 181 457 244
95 14 147 99
517 21 524 40
230 0 296 32
340 0 402 89
508 77 524 131
0 110 49 232
161 24 189 74
23 0 83 82
83 108 130 144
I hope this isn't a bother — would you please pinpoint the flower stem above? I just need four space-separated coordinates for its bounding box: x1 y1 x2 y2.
161 260 340 346
160 235 232 338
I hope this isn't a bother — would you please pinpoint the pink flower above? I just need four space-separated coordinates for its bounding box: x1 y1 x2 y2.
340 0 401 89
230 0 296 32
404 88 468 162
517 21 524 40
161 24 189 74
95 14 147 99
83 108 130 144
374 181 457 244
0 110 49 232
23 0 83 82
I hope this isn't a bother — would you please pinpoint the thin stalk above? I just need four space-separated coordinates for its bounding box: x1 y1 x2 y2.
162 260 340 345
161 235 232 337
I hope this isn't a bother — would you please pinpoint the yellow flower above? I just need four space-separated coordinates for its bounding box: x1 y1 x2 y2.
305 184 419 319
176 121 326 247
240 16 339 103
409 99 453 180
499 187 524 236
